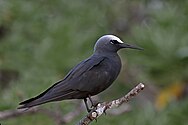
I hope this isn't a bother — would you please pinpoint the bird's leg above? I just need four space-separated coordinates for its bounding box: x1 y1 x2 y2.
88 95 94 108
84 98 91 113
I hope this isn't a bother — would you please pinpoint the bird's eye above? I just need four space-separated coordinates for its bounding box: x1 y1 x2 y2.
110 40 120 44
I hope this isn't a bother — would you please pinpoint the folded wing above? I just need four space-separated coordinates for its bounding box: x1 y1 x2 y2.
18 55 105 109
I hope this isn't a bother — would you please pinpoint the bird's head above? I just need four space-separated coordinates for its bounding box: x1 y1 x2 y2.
94 35 143 54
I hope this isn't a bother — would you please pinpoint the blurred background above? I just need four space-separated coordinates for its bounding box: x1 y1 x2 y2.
0 0 188 125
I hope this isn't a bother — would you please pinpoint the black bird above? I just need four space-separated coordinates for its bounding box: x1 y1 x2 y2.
18 35 143 112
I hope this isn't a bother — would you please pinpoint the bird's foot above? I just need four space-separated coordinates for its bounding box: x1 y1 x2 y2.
103 108 107 115
86 107 94 113
92 102 108 115
90 102 98 109
91 110 98 122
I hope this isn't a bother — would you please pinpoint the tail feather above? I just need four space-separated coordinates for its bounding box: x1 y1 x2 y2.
18 80 64 109
18 90 80 109
18 96 48 109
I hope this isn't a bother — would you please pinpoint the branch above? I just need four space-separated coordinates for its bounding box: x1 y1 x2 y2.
77 83 145 125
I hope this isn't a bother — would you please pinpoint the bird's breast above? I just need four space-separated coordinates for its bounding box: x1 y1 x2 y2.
105 55 122 81
89 55 122 95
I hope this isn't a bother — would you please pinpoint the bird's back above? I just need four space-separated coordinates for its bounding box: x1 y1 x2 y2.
52 53 122 97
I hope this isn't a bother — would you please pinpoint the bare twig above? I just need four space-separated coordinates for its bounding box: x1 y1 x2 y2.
77 83 145 125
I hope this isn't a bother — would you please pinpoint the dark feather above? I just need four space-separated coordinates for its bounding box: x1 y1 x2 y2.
18 55 106 108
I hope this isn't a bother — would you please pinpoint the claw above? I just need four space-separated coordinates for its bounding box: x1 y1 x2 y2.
104 106 108 115
103 109 107 115
84 96 100 113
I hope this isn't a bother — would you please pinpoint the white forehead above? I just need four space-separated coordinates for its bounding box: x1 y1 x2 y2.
103 35 124 43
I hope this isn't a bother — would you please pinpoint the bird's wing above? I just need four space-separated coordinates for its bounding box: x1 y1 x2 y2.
19 55 105 108
63 55 106 81
43 55 106 94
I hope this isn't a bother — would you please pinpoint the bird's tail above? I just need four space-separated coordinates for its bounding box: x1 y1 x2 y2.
18 95 49 109
18 80 63 109
18 89 78 109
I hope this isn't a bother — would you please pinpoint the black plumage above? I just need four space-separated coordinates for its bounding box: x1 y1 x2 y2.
18 35 143 111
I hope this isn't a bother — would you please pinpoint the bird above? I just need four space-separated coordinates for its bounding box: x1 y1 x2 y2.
18 34 143 112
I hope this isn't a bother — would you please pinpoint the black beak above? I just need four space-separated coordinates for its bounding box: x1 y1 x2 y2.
120 43 143 50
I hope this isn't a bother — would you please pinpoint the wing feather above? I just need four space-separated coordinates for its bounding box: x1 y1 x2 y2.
19 55 105 108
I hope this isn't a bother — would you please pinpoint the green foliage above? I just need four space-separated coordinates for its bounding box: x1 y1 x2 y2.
126 2 188 85
0 0 188 125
